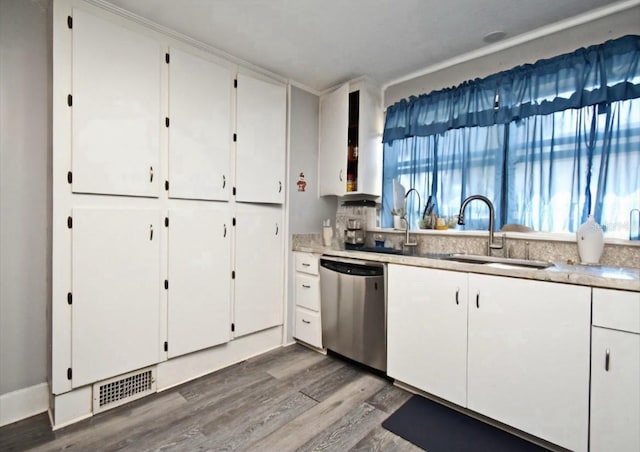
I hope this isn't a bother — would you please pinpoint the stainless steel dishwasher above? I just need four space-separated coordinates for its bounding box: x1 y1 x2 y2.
319 256 386 372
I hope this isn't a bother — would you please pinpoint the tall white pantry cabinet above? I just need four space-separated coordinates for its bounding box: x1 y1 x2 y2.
51 0 287 427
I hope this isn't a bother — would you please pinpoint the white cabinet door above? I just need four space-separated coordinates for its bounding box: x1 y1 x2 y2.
318 83 349 196
236 74 286 204
71 9 161 197
467 274 591 452
590 327 640 452
387 265 468 406
167 207 231 358
168 48 233 201
71 208 161 387
234 204 283 337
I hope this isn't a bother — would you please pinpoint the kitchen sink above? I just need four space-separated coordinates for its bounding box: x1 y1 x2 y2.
442 253 554 269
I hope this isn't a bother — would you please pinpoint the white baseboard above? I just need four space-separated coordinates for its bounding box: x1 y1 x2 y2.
0 382 49 427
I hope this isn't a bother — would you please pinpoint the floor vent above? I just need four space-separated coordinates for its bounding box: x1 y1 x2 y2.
92 367 156 413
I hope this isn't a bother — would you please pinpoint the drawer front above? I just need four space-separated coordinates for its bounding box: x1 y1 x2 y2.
593 288 640 334
295 308 322 348
295 252 318 275
295 274 320 311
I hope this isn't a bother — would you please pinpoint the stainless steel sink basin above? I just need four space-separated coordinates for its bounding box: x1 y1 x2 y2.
443 253 554 269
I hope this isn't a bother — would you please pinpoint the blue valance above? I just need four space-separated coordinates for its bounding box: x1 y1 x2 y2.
383 35 640 143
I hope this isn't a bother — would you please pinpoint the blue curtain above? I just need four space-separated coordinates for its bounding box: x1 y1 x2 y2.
382 35 640 236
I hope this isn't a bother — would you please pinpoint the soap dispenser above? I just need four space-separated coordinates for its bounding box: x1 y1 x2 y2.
576 215 604 264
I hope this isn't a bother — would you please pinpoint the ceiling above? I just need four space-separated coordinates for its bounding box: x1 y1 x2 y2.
102 0 628 92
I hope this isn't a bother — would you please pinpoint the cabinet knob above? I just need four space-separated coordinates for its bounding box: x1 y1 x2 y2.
605 348 610 371
302 284 311 288
302 319 311 324
149 224 154 241
339 169 343 182
275 223 279 235
476 292 480 308
278 181 282 193
223 224 227 238
222 175 226 188
455 289 459 305
150 166 154 183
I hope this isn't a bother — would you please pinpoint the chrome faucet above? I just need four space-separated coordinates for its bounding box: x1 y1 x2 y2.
457 195 503 255
402 188 421 249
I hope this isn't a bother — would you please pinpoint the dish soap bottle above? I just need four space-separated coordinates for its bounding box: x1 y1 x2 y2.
576 215 604 264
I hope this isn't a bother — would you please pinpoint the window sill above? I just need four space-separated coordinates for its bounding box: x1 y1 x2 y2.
370 227 640 247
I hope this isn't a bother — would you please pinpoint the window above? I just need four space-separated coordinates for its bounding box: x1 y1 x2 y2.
382 35 640 238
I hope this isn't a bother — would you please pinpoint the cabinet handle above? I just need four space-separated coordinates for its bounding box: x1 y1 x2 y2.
222 175 226 188
455 289 459 305
302 263 311 267
223 224 227 238
605 348 610 371
302 319 311 324
339 169 343 182
275 223 279 235
150 166 154 182
302 284 311 288
278 181 282 193
476 292 480 308
149 224 154 241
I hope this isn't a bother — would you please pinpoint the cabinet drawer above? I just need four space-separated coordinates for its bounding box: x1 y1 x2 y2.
295 252 318 275
593 288 640 334
295 308 322 348
295 274 320 311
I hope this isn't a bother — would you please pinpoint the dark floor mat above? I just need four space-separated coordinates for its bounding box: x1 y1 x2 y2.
382 395 548 452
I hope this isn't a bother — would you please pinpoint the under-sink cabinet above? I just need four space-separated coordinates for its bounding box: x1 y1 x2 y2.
293 252 322 348
590 288 640 452
387 264 591 452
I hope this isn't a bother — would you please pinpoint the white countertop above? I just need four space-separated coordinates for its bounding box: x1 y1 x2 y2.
293 245 640 292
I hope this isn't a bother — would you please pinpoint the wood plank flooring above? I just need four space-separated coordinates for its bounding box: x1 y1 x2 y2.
0 344 422 452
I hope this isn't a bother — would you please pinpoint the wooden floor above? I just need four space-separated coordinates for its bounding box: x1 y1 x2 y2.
0 344 423 451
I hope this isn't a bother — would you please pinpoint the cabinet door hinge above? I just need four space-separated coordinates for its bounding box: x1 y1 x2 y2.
67 292 72 305
67 368 72 380
67 171 72 184
165 53 170 64
234 79 237 88
164 280 169 290
165 180 169 191
164 341 168 352
67 16 73 29
164 217 169 227
232 217 236 226
231 323 235 332
67 216 72 229
165 117 170 128
67 94 72 107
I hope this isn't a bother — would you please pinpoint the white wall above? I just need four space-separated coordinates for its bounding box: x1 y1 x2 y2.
0 0 52 396
384 6 640 107
286 86 337 342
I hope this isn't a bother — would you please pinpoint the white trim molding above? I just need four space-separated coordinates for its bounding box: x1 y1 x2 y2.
0 382 49 427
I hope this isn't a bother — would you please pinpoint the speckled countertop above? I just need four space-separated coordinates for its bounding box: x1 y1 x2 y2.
293 243 640 292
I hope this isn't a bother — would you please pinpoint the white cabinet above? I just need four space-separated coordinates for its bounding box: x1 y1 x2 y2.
71 9 162 198
319 78 382 197
590 289 640 452
236 73 287 204
167 207 231 358
467 274 591 452
71 208 162 387
168 47 233 201
387 265 468 406
293 252 322 348
234 204 283 336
